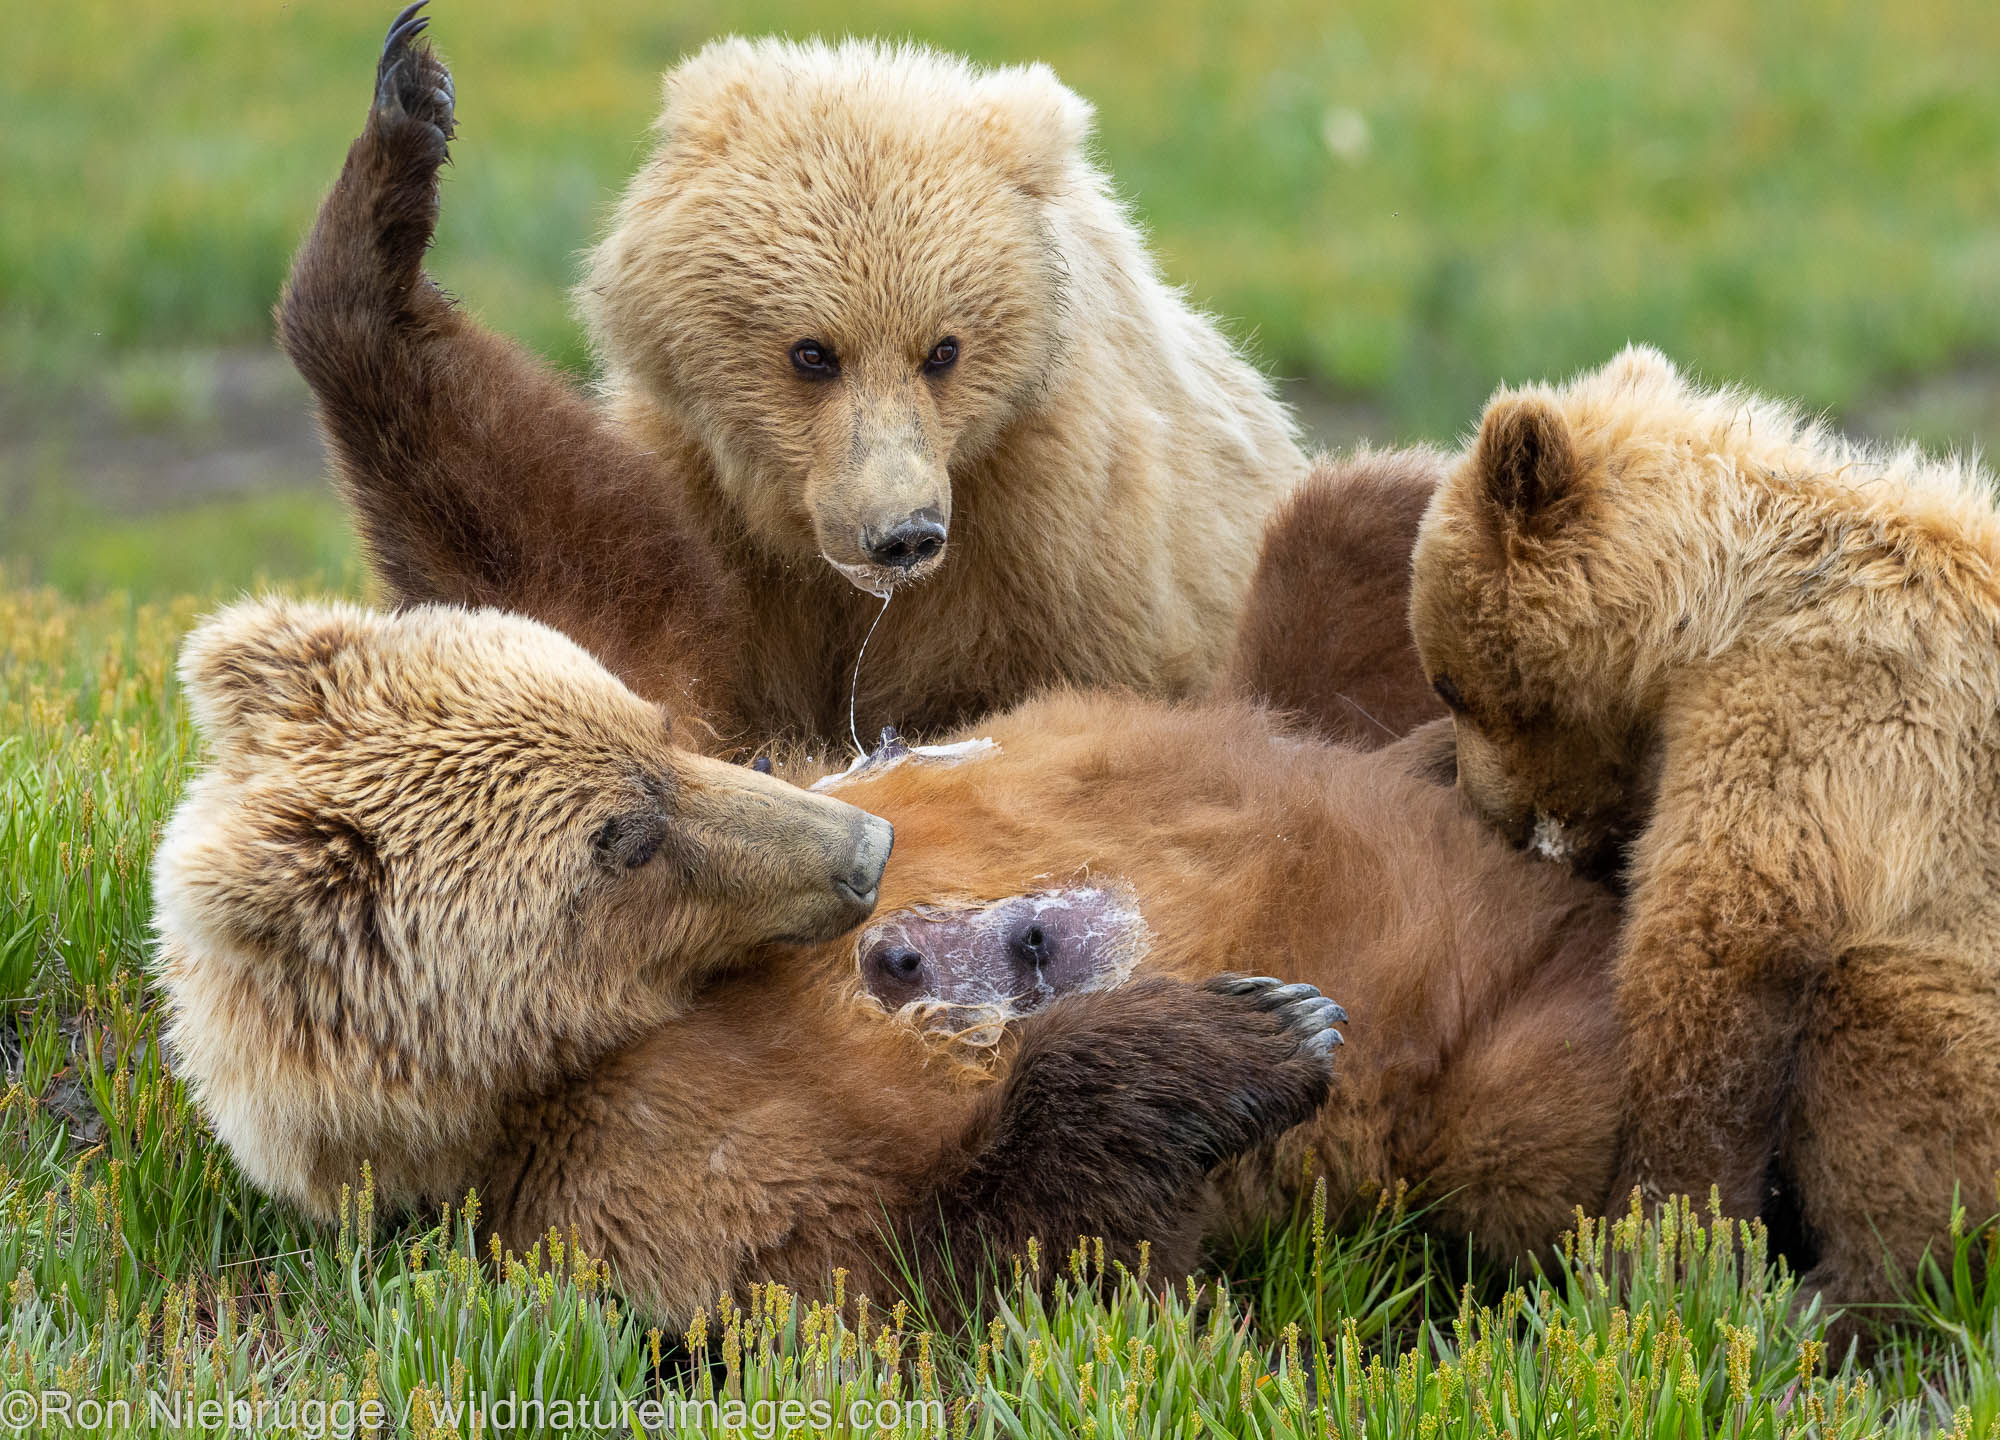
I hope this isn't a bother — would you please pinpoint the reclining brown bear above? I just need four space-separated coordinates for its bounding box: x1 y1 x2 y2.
154 594 1624 1325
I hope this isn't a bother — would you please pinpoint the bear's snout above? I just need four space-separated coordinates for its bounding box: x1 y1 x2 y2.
861 508 947 573
834 813 895 914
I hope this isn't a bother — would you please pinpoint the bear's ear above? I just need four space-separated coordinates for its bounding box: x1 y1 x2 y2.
1469 395 1581 536
654 38 763 158
1602 343 1682 395
178 598 368 754
975 64 1094 200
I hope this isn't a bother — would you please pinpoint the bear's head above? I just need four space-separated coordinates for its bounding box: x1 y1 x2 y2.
153 598 893 1216
1408 347 1702 875
581 38 1090 595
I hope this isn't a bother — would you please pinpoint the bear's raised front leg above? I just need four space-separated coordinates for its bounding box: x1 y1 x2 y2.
278 5 745 729
1223 447 1449 746
887 974 1343 1314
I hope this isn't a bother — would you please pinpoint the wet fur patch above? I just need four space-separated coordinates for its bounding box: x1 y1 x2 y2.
856 885 1148 1047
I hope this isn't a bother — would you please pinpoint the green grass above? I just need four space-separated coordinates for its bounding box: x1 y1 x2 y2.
4 487 358 604
8 0 2000 435
4 579 2000 1434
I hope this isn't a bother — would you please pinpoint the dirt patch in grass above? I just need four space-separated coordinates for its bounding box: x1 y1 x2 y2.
0 348 326 516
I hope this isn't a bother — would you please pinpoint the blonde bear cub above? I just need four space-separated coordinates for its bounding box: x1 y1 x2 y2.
1410 344 2000 1314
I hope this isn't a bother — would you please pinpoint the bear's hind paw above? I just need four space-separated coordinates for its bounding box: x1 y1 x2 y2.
1208 973 1349 1058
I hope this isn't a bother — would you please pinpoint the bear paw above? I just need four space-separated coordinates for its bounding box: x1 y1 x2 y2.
374 3 456 153
1208 973 1349 1060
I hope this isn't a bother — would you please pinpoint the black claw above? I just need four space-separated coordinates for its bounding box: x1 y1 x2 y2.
384 1 430 54
384 16 429 61
1254 981 1321 1010
1210 974 1284 995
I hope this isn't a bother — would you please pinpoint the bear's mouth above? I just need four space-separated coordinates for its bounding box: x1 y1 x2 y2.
857 886 1149 1042
824 552 945 597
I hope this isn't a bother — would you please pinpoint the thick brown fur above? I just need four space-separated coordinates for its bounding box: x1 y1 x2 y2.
158 600 1624 1326
1224 447 1449 747
1409 344 2000 1326
278 14 1305 747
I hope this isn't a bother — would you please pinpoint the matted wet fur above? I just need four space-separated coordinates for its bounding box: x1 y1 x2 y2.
278 9 1305 747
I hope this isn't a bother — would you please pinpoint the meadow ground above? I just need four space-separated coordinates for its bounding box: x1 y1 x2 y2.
6 0 2000 1432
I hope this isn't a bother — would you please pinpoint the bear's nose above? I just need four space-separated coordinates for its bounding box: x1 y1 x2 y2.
832 813 894 912
862 510 947 571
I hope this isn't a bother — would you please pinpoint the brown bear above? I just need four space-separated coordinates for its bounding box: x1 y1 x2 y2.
276 7 1306 746
152 598 893 1217
1408 344 2000 1320
155 596 1627 1324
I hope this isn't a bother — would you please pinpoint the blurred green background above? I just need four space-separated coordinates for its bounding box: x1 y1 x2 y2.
5 0 1999 599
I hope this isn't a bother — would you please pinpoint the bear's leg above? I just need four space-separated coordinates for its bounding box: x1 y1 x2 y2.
1397 950 1626 1260
1223 448 1449 747
1611 789 1836 1217
893 975 1344 1313
278 7 744 723
1783 942 2000 1350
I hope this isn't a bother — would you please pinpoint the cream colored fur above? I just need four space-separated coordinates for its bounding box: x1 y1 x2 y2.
153 598 886 1219
1410 345 2000 1324
580 37 1306 733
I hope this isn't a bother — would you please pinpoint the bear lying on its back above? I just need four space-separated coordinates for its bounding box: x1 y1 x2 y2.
1410 345 2000 1332
279 9 1306 744
155 599 1350 1315
155 594 1630 1322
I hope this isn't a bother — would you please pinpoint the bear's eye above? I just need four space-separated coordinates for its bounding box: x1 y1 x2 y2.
592 812 666 871
922 337 959 375
789 339 840 379
1431 674 1468 714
